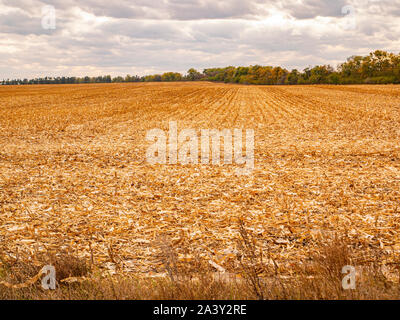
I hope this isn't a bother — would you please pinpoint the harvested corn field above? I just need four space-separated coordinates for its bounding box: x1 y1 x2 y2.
1 82 400 298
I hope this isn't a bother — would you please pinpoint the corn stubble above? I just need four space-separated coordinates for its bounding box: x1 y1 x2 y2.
0 82 399 299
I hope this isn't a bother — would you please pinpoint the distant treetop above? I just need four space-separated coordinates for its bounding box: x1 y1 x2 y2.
2 50 400 86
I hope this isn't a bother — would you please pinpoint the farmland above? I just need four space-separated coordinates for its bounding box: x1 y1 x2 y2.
0 82 400 299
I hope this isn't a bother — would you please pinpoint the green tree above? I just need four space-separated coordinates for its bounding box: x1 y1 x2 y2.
186 68 202 81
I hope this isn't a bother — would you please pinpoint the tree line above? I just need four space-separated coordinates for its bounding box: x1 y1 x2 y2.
2 50 400 86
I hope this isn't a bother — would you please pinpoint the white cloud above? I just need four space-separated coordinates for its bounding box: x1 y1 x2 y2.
0 0 399 79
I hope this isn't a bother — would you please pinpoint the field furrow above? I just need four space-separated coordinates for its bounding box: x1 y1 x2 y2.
1 82 400 282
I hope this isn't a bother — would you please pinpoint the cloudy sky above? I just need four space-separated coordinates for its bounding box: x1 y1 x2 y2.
0 0 399 79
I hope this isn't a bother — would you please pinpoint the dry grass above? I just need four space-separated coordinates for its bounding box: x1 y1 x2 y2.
0 232 399 300
0 82 400 299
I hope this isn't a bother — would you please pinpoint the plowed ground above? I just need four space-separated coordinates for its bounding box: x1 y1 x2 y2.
1 82 400 278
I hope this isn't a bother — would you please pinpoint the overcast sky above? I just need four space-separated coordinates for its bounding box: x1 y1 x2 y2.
0 0 399 79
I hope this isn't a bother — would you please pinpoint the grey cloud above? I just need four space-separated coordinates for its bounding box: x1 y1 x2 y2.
281 0 349 19
1 0 273 20
0 0 399 79
166 0 257 20
100 20 188 41
281 0 400 19
0 10 50 35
